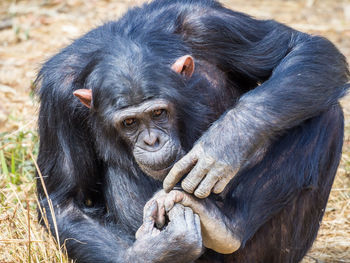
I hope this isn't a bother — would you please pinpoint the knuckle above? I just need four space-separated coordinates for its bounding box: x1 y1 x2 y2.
194 143 204 153
156 189 166 196
188 155 198 165
181 193 189 203
181 180 196 193
184 206 193 214
168 167 181 178
167 191 177 200
174 229 187 240
211 173 221 180
204 155 215 166
172 162 182 172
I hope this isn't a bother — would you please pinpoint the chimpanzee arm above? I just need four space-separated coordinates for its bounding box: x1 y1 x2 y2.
162 7 349 250
164 9 350 197
160 106 343 254
35 47 202 262
222 103 344 246
39 195 202 263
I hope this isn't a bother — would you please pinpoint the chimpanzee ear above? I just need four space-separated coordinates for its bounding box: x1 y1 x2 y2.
73 89 92 108
171 55 195 78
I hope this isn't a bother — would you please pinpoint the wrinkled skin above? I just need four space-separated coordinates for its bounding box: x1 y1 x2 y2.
138 189 241 254
132 203 203 263
114 99 184 181
163 102 267 199
164 143 238 198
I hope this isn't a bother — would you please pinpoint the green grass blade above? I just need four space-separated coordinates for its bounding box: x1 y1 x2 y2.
11 151 16 174
0 149 9 176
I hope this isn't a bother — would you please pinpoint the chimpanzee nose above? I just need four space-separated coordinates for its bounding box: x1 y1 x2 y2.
143 133 159 147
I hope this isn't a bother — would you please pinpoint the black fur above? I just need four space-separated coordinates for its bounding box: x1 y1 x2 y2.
35 0 350 262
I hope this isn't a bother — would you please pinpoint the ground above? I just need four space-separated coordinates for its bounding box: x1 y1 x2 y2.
0 0 349 262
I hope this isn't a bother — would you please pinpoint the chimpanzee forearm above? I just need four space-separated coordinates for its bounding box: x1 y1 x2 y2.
220 104 344 245
202 14 350 161
181 106 344 249
233 33 349 143
203 32 350 172
40 197 199 263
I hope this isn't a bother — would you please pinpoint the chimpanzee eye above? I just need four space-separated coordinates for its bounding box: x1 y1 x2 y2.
152 109 166 119
123 118 137 127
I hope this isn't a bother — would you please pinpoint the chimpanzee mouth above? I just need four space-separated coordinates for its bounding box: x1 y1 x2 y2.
138 158 177 181
153 164 174 178
137 148 185 181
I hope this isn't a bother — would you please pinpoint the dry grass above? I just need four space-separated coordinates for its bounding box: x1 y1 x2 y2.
0 131 72 262
0 0 349 262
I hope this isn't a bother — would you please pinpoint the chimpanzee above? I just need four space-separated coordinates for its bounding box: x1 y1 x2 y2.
35 0 350 262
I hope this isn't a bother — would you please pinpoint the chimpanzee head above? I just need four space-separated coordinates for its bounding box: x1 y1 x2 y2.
73 54 197 181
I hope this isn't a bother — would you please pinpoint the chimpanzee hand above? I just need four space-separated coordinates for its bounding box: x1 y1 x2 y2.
146 190 241 254
135 200 162 239
133 199 203 262
163 140 239 198
163 108 260 198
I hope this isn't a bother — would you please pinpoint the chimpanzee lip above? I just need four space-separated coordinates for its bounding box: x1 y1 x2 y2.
153 162 174 173
138 148 184 180
139 158 175 176
134 141 180 170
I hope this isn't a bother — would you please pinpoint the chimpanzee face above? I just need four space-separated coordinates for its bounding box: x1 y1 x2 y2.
73 55 195 180
113 98 183 180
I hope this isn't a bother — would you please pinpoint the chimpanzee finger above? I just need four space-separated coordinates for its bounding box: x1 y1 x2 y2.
181 158 214 194
163 151 198 192
168 204 186 224
194 213 202 239
194 170 221 198
212 170 237 194
135 225 144 240
187 210 203 251
164 190 184 212
136 201 157 239
212 178 230 194
155 198 166 229
135 218 156 239
143 200 158 223
184 207 195 228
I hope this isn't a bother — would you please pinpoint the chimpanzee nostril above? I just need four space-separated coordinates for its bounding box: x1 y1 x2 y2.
144 133 159 147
